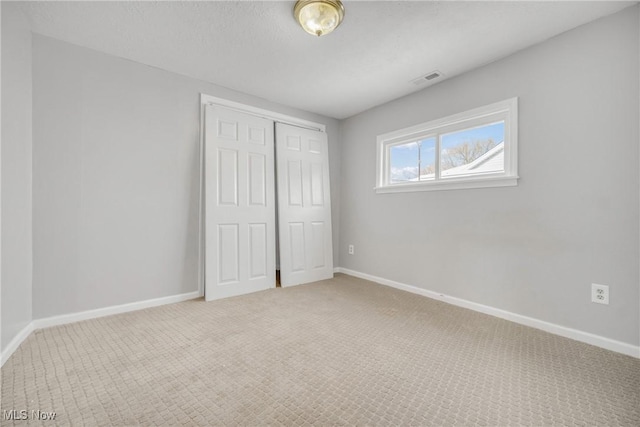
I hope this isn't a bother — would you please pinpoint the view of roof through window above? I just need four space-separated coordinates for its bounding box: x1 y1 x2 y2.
390 121 505 183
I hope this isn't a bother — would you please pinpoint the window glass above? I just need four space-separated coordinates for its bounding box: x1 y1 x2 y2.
390 138 436 183
440 122 505 178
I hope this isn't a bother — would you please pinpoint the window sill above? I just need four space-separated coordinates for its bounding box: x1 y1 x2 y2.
374 175 519 194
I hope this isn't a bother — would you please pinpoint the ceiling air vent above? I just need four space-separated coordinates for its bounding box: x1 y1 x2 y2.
411 71 443 85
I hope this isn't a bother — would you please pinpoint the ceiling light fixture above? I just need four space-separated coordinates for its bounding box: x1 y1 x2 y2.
294 0 345 37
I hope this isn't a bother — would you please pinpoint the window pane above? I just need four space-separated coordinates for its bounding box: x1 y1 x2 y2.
390 137 436 183
440 122 505 178
390 142 418 183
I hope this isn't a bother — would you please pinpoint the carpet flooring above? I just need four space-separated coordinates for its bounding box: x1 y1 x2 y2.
1 274 639 426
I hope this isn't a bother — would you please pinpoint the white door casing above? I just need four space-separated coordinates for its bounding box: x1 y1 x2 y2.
276 123 334 287
204 105 276 300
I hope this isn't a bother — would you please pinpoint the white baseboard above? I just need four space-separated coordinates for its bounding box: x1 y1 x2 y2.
33 291 200 330
1 322 35 367
1 291 200 367
335 267 640 359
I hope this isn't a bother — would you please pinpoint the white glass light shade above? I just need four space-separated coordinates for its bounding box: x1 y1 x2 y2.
294 0 345 37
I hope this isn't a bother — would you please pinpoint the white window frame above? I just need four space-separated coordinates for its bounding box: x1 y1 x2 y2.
375 97 518 193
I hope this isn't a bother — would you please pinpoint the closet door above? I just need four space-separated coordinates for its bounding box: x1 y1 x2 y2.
205 105 276 301
276 123 334 287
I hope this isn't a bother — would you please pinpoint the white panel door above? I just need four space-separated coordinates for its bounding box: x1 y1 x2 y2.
205 105 275 300
276 123 333 287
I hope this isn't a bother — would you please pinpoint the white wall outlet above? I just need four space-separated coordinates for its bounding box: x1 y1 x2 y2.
591 283 609 305
348 244 354 255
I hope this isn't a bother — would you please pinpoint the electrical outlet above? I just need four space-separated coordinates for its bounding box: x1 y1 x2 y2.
591 283 609 305
348 244 354 255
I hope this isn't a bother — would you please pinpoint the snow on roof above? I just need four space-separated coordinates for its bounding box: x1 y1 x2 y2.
416 141 504 180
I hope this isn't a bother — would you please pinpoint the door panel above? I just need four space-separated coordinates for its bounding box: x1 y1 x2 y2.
217 149 238 206
248 154 266 206
310 162 324 206
287 160 303 206
311 221 326 269
218 224 239 284
248 126 266 145
205 105 275 300
276 123 333 287
248 223 267 279
289 222 306 272
286 135 302 151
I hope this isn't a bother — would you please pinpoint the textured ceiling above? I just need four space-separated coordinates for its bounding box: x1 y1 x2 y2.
15 1 636 119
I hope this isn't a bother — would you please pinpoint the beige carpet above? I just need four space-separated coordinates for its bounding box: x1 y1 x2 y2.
1 274 639 426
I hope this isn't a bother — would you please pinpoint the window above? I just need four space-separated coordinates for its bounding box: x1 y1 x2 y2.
376 98 518 193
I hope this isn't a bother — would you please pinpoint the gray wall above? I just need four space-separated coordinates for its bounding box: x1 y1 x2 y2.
338 6 640 346
1 3 33 350
32 35 340 319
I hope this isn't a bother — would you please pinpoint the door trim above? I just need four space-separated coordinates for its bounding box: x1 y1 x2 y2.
198 94 327 296
201 94 326 132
